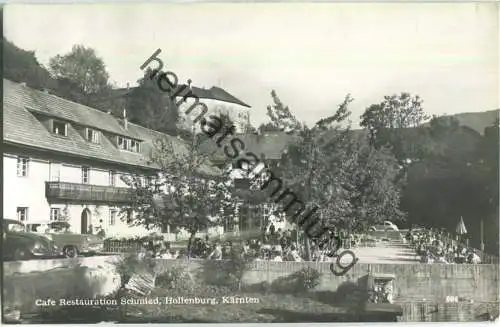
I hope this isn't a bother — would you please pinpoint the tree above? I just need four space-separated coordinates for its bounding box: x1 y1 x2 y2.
480 120 499 254
126 69 180 135
217 112 236 132
60 204 71 222
399 117 499 255
258 123 282 133
264 91 405 259
236 111 257 134
360 93 430 161
3 39 55 90
266 90 303 132
49 45 112 106
344 140 406 231
275 93 354 260
127 134 238 255
242 121 257 134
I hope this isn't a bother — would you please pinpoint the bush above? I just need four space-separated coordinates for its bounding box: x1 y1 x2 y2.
199 247 253 290
114 253 156 288
271 267 321 294
155 266 195 291
294 267 321 291
223 247 254 290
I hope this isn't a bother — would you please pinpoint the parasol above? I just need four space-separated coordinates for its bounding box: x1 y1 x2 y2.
456 216 468 235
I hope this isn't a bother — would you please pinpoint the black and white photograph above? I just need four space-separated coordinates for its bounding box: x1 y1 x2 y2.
2 2 499 324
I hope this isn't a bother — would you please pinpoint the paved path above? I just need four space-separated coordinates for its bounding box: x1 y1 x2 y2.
351 242 420 264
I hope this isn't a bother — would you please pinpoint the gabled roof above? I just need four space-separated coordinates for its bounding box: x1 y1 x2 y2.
113 84 251 108
199 132 300 162
3 79 220 176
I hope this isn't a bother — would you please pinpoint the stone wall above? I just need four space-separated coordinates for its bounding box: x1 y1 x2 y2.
154 259 499 304
399 302 500 322
3 257 499 322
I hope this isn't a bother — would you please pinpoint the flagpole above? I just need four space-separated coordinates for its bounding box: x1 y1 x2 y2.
480 219 485 251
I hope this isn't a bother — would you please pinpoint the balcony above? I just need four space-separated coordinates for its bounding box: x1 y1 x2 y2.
45 181 134 204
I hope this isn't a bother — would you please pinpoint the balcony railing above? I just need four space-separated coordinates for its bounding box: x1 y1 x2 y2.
45 181 134 204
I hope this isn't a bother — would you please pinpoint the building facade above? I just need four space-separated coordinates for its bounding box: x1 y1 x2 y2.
112 82 253 134
177 99 252 134
3 79 195 236
4 78 294 241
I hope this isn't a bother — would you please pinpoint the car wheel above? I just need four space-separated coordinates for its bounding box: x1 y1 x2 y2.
13 248 31 261
63 246 78 258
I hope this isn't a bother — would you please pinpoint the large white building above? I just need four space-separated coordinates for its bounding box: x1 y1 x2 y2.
113 82 253 134
2 79 225 237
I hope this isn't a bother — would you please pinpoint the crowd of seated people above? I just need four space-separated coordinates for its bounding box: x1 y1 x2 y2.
141 221 362 262
405 228 481 264
142 227 308 261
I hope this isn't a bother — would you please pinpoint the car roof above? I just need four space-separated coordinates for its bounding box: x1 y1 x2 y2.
3 219 23 224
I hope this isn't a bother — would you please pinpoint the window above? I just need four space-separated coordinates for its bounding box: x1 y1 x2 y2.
27 224 41 232
117 136 140 152
17 207 28 222
109 171 116 186
137 176 145 187
117 136 128 150
82 167 90 184
109 209 117 226
16 157 29 177
49 162 61 181
130 140 140 152
225 216 235 232
86 128 100 144
52 121 67 136
50 208 61 221
126 209 133 224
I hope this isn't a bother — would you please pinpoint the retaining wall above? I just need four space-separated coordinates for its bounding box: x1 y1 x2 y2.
3 257 499 322
154 259 499 304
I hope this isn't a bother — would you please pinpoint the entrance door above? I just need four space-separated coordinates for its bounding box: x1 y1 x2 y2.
81 209 91 234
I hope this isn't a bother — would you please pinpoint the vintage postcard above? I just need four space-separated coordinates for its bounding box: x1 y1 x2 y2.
2 2 499 324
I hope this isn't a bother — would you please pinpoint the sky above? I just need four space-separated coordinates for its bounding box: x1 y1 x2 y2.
4 3 499 128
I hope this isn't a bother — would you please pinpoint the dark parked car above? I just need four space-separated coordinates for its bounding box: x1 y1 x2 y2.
44 221 104 258
2 219 62 261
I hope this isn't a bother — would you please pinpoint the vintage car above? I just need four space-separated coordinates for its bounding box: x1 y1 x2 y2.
369 221 400 232
44 221 104 258
2 219 62 261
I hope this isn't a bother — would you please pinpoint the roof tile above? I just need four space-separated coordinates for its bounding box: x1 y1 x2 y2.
3 79 220 176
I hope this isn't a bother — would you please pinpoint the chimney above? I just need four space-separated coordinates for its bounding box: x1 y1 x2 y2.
187 79 192 90
126 83 130 90
122 108 128 130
